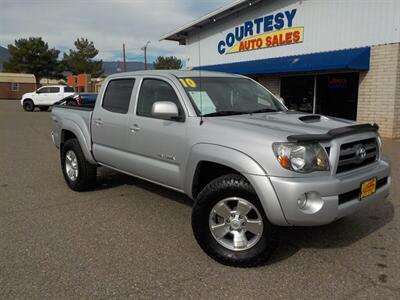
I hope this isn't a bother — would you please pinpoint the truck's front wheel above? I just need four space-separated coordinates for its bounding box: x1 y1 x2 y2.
61 139 97 191
192 174 278 267
23 100 35 112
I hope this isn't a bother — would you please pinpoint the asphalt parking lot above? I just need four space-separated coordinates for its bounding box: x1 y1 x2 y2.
0 100 399 299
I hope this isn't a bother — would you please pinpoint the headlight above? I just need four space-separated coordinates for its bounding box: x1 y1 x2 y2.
272 143 330 173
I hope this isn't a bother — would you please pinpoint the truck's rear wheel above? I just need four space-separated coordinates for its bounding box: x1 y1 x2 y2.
61 139 97 191
192 174 278 267
23 100 35 112
39 106 49 111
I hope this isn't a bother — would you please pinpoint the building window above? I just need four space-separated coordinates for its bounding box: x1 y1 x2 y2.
280 72 359 121
11 82 19 92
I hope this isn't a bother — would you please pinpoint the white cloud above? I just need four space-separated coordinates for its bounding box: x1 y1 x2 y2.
0 0 234 62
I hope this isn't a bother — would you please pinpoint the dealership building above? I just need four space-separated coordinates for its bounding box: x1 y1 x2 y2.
161 0 400 139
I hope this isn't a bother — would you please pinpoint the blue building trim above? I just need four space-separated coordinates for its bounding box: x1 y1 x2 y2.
192 47 371 75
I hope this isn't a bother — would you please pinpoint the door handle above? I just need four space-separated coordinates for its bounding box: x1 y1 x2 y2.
95 118 104 126
129 124 141 133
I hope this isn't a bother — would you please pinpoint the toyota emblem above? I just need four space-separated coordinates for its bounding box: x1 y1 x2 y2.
355 145 367 161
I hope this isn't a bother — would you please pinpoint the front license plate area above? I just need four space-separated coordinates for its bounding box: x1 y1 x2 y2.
360 178 377 199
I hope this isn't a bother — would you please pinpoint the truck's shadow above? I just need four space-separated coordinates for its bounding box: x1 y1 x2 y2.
95 167 193 206
95 167 394 265
268 197 394 264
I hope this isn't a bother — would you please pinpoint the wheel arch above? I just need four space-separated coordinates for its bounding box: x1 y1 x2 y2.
191 161 240 199
185 143 288 226
60 123 96 164
185 143 267 198
22 98 34 106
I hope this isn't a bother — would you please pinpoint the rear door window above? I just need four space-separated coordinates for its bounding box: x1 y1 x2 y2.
102 79 135 114
49 87 60 93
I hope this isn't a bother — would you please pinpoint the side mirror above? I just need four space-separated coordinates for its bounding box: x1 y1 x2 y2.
276 95 285 105
152 101 179 120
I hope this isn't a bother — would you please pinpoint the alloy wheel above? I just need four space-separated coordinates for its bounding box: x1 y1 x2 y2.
65 150 79 181
209 197 264 251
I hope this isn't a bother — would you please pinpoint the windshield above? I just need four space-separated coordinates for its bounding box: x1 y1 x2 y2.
178 77 286 116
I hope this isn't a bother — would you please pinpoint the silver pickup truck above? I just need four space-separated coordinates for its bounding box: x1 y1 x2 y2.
51 70 391 267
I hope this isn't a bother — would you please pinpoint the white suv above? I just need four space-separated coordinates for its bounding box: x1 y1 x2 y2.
21 85 75 112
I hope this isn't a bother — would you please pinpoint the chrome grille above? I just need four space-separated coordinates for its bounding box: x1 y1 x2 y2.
336 138 378 173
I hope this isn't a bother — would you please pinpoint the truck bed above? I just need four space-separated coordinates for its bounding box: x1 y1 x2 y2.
51 104 94 160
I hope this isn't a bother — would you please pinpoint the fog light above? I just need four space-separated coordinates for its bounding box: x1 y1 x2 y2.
297 191 324 214
297 194 308 209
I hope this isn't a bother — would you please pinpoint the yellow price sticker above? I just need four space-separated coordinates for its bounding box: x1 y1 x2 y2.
179 78 197 88
179 78 188 87
185 78 197 88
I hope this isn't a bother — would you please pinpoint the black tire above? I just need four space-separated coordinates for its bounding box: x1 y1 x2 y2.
192 174 278 267
39 106 49 111
23 99 35 112
61 138 97 191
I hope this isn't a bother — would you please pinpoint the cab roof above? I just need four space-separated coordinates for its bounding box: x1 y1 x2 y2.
107 70 242 80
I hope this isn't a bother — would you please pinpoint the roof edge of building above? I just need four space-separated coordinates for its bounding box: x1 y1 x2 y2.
159 0 261 43
0 72 36 83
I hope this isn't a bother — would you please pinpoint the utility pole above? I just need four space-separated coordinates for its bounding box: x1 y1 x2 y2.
122 43 126 72
141 41 151 70
144 46 147 70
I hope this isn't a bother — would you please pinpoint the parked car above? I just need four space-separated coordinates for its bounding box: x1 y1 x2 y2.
51 70 391 267
21 85 75 112
61 93 98 108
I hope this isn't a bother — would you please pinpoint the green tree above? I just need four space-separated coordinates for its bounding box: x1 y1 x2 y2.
63 38 103 76
153 56 182 70
3 37 63 85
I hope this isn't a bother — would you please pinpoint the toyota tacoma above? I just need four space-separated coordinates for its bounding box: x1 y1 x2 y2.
51 70 391 267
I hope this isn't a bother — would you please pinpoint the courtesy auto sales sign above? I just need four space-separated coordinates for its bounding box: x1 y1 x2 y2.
217 8 303 55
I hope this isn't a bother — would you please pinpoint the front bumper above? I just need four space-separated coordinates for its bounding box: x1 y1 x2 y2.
268 160 390 226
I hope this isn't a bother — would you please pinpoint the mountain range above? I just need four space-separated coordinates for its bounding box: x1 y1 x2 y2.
101 61 153 76
0 46 152 75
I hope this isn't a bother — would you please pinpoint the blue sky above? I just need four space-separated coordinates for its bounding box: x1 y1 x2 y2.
0 0 234 63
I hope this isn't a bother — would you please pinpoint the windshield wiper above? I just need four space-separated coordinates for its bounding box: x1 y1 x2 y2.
202 111 247 117
247 108 279 114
